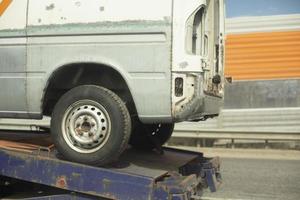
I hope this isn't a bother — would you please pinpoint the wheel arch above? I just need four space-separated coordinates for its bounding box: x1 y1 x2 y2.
42 61 138 117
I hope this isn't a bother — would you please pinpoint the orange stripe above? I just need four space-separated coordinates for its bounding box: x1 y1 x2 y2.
227 36 300 46
227 57 300 65
227 40 300 49
0 0 12 16
225 30 300 81
228 49 300 59
226 73 300 81
227 31 300 40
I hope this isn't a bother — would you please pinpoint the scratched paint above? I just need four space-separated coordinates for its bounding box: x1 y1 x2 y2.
28 0 172 26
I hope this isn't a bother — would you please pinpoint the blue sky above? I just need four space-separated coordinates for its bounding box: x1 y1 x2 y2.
226 0 300 18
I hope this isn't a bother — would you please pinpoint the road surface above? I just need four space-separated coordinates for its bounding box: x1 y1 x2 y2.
203 157 300 200
173 147 300 200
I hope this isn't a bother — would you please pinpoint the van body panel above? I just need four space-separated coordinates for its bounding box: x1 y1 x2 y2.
0 0 28 116
0 0 224 123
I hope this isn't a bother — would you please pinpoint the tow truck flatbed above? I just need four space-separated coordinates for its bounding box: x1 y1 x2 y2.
0 131 221 200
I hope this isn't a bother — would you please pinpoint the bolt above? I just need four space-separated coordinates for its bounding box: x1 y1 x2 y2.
88 132 93 137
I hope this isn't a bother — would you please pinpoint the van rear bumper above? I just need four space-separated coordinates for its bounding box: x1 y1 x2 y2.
173 74 223 122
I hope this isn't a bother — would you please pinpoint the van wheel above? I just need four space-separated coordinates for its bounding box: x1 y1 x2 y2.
51 85 131 166
129 121 174 150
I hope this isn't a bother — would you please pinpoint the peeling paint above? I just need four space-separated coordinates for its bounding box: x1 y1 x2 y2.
0 17 171 37
0 29 26 37
26 20 171 36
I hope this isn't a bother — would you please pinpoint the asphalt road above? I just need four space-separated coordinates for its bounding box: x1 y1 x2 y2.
202 156 300 200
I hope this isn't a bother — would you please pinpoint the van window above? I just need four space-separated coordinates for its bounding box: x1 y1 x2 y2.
186 7 205 55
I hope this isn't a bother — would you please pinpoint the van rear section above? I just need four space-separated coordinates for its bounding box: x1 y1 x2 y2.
172 0 225 121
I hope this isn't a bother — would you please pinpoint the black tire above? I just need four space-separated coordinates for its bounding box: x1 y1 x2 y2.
51 85 131 166
129 121 174 150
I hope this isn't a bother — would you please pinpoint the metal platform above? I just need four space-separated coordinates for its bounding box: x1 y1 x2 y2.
0 132 221 200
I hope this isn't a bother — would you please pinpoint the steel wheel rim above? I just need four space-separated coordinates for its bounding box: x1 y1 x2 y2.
61 100 111 154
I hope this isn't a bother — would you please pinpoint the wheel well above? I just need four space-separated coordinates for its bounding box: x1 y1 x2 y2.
43 63 137 116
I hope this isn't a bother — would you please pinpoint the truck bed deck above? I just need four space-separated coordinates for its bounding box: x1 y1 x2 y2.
0 131 221 200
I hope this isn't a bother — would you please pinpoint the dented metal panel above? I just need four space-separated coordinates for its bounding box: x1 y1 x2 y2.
24 0 173 121
172 0 225 121
0 0 224 122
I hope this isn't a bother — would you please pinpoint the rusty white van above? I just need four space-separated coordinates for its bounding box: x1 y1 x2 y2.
0 0 225 165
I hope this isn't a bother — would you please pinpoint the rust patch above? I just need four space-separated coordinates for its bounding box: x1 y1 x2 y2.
56 176 67 189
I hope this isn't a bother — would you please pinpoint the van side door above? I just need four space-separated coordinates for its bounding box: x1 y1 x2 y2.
0 0 28 118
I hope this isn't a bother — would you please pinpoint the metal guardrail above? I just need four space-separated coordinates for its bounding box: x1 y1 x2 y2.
172 129 300 141
0 108 300 142
172 108 300 143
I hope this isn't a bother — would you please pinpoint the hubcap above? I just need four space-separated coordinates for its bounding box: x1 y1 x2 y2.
62 100 111 153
